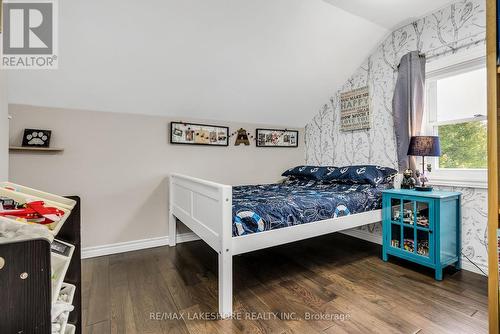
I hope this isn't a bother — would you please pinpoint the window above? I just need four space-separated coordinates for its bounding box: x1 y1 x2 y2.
424 52 487 187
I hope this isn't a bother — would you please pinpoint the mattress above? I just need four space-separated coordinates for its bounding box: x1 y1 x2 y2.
232 181 390 236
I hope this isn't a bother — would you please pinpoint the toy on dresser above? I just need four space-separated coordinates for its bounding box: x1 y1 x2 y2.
0 197 65 226
401 169 416 189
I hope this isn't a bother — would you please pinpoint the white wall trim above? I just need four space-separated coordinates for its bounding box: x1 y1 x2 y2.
81 232 200 259
426 168 488 189
429 178 488 189
340 229 487 276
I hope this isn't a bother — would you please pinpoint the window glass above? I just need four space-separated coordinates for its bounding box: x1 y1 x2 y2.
436 67 486 122
438 120 487 169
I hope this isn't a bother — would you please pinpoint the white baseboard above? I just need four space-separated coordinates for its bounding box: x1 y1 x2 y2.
81 232 200 259
340 229 487 276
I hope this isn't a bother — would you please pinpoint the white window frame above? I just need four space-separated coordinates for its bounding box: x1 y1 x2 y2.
423 46 487 188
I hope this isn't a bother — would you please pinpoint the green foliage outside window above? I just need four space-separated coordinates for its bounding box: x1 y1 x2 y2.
438 121 487 169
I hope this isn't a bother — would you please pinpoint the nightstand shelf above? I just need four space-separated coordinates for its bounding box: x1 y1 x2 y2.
382 189 461 280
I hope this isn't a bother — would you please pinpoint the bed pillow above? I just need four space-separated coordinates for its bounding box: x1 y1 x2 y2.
282 166 336 181
322 165 397 186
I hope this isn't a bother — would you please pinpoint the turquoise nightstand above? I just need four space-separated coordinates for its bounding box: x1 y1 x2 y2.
381 189 462 280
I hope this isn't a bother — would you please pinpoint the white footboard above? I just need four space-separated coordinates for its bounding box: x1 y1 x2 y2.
169 173 233 318
169 173 383 319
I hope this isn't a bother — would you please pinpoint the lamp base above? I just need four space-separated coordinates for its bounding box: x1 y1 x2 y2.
415 185 433 192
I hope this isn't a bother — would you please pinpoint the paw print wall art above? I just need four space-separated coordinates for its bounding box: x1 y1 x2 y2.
22 129 52 148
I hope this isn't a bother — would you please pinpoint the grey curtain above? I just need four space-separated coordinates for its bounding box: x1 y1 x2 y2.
392 51 426 171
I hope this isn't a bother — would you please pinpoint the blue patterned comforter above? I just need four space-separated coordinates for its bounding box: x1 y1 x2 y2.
232 180 390 236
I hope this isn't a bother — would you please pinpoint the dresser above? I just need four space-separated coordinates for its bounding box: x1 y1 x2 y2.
381 189 461 280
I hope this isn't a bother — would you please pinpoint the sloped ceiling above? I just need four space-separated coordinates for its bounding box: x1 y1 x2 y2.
7 0 451 127
7 0 387 127
323 0 454 29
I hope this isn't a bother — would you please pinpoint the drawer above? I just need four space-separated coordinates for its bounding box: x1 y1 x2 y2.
52 283 76 334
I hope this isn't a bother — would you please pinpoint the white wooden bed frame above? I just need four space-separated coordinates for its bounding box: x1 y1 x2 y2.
168 173 382 318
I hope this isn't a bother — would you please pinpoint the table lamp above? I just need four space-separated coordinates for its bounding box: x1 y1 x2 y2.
407 136 441 191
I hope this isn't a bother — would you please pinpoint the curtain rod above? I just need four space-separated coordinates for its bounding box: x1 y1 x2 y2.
419 39 485 61
393 39 485 70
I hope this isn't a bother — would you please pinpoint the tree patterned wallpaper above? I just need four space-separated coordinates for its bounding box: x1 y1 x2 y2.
305 0 488 271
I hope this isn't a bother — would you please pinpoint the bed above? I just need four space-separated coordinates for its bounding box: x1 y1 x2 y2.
168 166 394 318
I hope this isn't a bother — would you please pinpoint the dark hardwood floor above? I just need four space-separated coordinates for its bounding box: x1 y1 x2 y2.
82 233 487 334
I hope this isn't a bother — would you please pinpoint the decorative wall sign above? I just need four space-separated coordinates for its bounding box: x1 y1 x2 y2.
234 128 250 146
22 129 52 148
340 86 371 131
170 122 229 146
256 128 298 147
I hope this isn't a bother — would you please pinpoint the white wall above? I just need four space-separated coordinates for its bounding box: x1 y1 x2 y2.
6 0 387 127
8 104 305 249
0 72 7 180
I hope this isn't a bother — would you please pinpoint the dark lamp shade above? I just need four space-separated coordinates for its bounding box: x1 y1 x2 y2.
407 136 441 157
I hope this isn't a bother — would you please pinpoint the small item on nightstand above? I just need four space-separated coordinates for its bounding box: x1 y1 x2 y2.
401 169 416 189
407 136 441 192
414 170 421 186
393 173 403 189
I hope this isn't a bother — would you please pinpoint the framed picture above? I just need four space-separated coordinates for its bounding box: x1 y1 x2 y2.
256 128 298 147
340 86 371 131
170 122 229 146
22 129 52 148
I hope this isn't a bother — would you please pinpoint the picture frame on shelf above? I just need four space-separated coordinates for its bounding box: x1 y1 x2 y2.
256 128 298 147
170 122 229 146
22 129 52 148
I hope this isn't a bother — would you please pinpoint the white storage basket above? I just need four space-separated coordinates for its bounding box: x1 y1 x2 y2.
0 182 76 236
